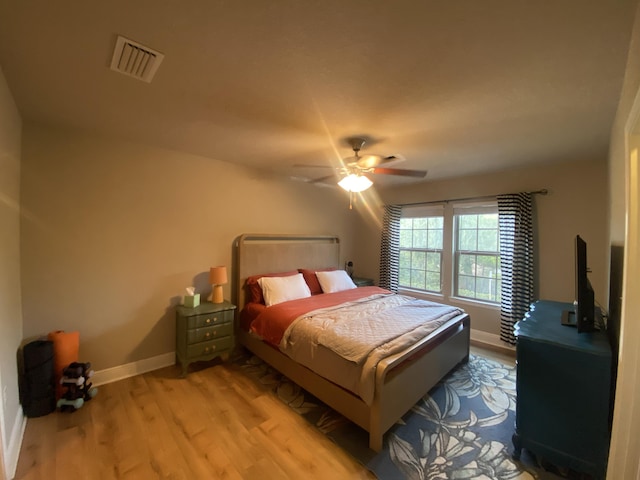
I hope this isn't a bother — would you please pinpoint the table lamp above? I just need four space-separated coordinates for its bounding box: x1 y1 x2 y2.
209 266 227 304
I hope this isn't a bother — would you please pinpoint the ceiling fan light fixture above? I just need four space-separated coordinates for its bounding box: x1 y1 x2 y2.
338 174 373 192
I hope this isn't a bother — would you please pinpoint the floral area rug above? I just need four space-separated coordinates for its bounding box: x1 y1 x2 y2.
237 352 567 480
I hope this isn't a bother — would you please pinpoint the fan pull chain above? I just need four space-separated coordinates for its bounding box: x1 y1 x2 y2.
348 191 360 209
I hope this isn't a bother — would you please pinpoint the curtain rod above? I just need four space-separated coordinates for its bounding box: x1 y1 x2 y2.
397 189 548 208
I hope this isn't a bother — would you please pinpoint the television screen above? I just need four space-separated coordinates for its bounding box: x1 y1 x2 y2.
575 235 595 332
562 235 595 332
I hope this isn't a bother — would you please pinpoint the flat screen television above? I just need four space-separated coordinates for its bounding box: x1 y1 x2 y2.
562 235 596 332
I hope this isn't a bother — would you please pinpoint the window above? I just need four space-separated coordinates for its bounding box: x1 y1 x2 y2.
399 205 444 293
454 206 501 303
396 202 501 305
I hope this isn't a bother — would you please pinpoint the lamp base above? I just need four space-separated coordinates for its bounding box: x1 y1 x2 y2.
211 285 224 304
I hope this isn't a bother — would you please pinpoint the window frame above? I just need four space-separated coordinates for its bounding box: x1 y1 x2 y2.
398 205 445 294
453 203 501 304
396 201 501 307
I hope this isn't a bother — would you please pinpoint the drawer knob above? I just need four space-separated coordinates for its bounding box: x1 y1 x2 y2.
204 347 209 353
205 332 210 337
206 318 211 324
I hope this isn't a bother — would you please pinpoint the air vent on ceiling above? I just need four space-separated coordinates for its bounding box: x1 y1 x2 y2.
110 35 164 83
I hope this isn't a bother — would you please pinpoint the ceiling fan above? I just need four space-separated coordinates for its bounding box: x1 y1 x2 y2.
296 137 427 193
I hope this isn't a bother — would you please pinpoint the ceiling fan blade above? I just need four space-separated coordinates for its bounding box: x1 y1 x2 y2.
293 163 335 169
354 154 399 169
371 167 427 178
308 174 337 184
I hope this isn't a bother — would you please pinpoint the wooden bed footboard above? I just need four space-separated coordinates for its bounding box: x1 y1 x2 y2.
237 314 470 451
369 314 470 450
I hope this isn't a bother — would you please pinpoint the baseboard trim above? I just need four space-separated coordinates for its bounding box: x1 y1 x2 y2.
92 352 176 386
470 329 516 355
5 407 25 479
91 335 512 387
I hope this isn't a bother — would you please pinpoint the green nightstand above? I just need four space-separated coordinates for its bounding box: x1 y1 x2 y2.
352 277 374 287
175 300 236 377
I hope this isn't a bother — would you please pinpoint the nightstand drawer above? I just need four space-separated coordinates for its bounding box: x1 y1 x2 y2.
187 336 233 357
187 323 233 344
187 309 232 329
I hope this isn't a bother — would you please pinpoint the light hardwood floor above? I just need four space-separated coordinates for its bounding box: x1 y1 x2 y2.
14 345 513 479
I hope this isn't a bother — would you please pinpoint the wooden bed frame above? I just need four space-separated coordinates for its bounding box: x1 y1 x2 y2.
233 233 470 451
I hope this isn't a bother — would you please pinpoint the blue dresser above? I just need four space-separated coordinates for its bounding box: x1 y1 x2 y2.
513 300 612 479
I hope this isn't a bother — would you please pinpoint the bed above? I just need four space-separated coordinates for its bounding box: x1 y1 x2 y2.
233 233 470 451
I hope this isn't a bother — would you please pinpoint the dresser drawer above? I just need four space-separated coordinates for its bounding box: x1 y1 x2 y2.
186 336 233 358
187 309 233 329
187 323 233 344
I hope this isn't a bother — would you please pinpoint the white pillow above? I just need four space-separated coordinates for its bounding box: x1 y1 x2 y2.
316 270 357 293
258 273 311 307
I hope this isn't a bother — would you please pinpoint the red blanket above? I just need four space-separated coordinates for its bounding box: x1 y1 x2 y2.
249 286 390 346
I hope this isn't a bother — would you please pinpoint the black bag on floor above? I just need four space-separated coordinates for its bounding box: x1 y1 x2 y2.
22 340 56 417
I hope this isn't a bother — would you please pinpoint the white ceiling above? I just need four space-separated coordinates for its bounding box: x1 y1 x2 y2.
0 1 636 187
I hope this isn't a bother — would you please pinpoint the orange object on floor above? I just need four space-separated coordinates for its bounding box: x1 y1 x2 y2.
47 330 79 399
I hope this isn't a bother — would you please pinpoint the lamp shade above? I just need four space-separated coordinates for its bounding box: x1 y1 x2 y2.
209 266 228 285
338 174 373 193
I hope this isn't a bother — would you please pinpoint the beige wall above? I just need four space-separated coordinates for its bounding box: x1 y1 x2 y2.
20 124 359 370
353 158 609 336
0 66 23 476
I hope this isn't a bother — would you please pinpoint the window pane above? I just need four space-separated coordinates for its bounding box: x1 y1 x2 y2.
476 255 498 277
459 253 475 275
428 229 443 249
458 275 475 298
459 230 477 251
413 217 428 229
412 251 426 270
476 278 496 301
426 272 441 292
413 229 427 249
411 269 426 289
400 230 412 248
428 217 443 229
477 230 498 251
459 215 477 229
400 218 413 229
399 268 411 286
399 251 411 268
426 252 441 272
478 214 498 229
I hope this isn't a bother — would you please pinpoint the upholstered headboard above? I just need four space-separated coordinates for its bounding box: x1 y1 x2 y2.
234 233 340 310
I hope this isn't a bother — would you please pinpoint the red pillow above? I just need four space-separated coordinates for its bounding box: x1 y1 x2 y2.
245 270 299 304
299 267 337 295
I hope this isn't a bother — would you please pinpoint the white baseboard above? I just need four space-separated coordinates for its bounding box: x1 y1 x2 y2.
91 352 176 386
5 407 25 480
470 329 516 353
90 335 510 387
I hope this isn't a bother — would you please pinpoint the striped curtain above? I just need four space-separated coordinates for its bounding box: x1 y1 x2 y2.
498 193 534 345
379 205 401 291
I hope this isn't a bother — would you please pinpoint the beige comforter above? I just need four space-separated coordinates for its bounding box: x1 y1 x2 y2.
280 294 462 404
